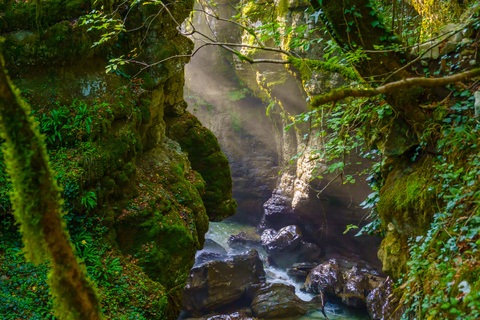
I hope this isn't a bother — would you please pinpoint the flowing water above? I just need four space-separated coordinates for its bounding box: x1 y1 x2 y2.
203 220 371 320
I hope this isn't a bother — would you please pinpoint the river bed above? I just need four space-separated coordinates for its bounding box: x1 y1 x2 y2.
193 220 371 320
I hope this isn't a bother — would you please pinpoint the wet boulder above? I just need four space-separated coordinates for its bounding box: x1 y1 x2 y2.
194 239 228 266
183 249 266 315
296 241 322 262
262 190 299 229
260 228 277 246
341 266 369 308
204 239 228 255
250 283 308 318
194 251 227 266
287 268 309 277
293 262 318 271
182 310 255 320
228 231 261 249
340 267 387 309
367 277 399 320
261 225 302 253
304 258 343 296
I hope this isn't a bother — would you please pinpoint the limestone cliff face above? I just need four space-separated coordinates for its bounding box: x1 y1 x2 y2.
0 1 235 318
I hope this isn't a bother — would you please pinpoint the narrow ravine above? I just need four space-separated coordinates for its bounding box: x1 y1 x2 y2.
179 219 377 319
204 220 372 320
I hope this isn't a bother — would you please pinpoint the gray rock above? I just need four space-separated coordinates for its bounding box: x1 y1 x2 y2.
287 268 309 277
411 41 440 60
341 266 368 308
440 42 457 55
366 277 397 320
304 258 342 296
261 225 302 253
474 91 480 117
293 262 318 270
227 231 261 249
250 283 308 318
183 249 266 315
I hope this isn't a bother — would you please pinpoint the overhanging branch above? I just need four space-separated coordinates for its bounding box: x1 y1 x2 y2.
310 68 480 108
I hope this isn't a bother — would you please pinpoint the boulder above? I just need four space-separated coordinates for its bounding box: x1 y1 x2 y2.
260 228 277 246
183 249 266 315
305 259 388 311
366 277 398 320
228 231 261 249
261 225 302 253
286 268 308 277
262 190 299 228
250 283 308 318
293 262 318 271
183 310 255 320
341 266 368 308
304 258 342 296
203 239 228 255
194 251 227 266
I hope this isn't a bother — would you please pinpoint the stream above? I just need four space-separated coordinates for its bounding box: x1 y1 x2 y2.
190 220 371 320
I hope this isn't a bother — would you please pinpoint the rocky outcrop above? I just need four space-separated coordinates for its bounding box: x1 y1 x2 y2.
228 231 261 249
305 258 342 296
261 225 321 267
366 277 402 320
261 225 302 253
182 249 266 316
250 283 308 319
304 258 385 310
166 111 237 221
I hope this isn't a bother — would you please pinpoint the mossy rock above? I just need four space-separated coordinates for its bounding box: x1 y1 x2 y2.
166 111 237 221
115 142 209 297
377 226 409 280
377 155 438 279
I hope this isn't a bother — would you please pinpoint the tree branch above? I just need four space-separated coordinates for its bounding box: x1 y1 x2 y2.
310 68 480 108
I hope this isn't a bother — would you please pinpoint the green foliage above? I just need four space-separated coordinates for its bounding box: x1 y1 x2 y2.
38 99 110 148
399 96 480 319
81 191 97 212
288 56 360 81
1 214 168 319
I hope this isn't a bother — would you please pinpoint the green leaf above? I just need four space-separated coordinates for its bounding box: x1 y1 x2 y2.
344 224 359 234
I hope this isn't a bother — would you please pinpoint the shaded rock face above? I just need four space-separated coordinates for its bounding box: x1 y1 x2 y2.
185 0 383 277
250 283 307 319
166 111 238 221
262 190 299 229
182 249 266 315
304 258 386 310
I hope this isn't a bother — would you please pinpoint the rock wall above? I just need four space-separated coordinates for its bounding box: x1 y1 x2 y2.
0 1 235 318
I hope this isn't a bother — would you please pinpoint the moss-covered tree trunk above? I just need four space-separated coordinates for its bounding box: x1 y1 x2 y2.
0 50 103 320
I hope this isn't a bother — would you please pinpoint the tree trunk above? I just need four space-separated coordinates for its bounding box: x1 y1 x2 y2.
0 51 103 320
